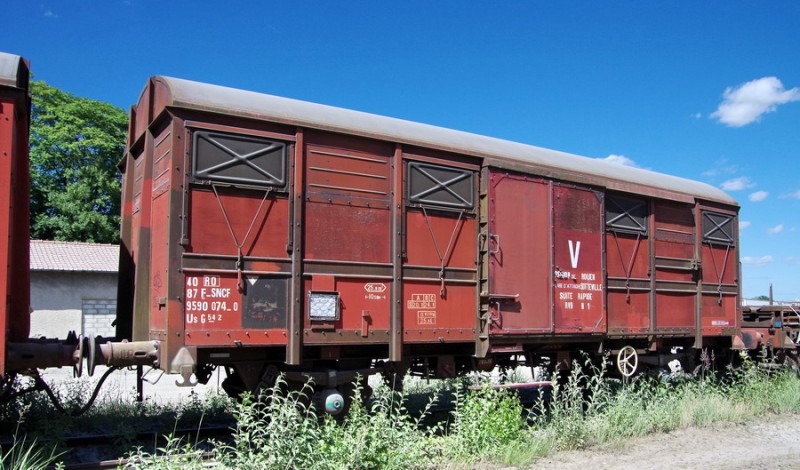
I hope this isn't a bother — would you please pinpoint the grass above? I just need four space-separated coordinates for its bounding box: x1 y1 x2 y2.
0 373 233 467
122 352 800 469
4 352 800 469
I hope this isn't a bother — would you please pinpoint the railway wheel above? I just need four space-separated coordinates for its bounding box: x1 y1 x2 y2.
616 346 638 379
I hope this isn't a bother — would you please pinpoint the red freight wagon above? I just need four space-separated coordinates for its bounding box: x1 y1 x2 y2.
0 53 81 380
0 53 32 377
114 76 740 407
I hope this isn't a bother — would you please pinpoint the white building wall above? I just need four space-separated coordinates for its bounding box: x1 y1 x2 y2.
29 271 117 339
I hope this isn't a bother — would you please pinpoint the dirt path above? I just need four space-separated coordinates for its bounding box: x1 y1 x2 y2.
535 413 800 470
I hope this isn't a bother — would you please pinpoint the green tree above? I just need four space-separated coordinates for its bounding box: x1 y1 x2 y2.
29 80 128 243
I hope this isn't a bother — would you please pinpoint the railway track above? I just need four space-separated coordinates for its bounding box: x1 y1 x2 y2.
4 381 550 468
0 423 232 469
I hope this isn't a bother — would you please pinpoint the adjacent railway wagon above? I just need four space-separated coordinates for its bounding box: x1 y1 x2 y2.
117 76 741 399
0 53 35 377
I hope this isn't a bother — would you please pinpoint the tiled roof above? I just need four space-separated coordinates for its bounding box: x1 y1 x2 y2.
30 240 119 273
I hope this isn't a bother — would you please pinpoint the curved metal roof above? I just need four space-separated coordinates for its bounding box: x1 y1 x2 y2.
156 76 736 205
0 52 24 88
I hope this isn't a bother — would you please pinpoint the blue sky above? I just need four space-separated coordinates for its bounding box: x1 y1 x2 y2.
3 1 799 300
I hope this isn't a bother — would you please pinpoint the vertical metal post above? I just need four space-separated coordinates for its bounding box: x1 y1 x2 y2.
390 145 403 362
287 129 305 365
136 365 144 403
648 200 656 335
694 203 703 349
475 167 491 358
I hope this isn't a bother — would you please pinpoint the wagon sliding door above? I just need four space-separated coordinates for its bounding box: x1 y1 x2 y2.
552 185 605 334
487 172 552 334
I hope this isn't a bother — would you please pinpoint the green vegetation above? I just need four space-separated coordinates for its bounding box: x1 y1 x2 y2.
29 81 127 243
123 355 800 469
3 355 800 468
0 377 231 468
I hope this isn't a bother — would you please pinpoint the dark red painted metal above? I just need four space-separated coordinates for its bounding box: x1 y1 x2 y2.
653 200 697 331
606 215 651 335
0 54 30 376
698 203 739 336
487 172 552 334
551 185 605 334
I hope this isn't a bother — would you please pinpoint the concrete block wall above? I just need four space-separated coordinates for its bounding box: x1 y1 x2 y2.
81 299 117 338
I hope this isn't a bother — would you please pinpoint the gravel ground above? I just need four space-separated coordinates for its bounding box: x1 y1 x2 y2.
534 413 800 470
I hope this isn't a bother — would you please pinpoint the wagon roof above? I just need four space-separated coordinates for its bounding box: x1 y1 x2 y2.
0 52 25 88
155 76 736 205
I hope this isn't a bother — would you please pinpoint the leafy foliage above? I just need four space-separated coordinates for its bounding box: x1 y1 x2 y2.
29 81 127 243
9 357 800 468
448 384 526 460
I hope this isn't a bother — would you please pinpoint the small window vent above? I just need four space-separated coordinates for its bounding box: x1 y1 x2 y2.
193 131 287 188
606 195 648 234
407 162 474 210
702 211 734 245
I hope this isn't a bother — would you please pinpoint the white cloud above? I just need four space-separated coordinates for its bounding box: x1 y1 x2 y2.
748 191 768 202
43 9 57 18
721 177 756 191
597 154 640 168
779 189 800 199
701 159 738 178
691 112 702 120
739 221 751 229
741 255 773 266
768 224 784 235
711 77 800 127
